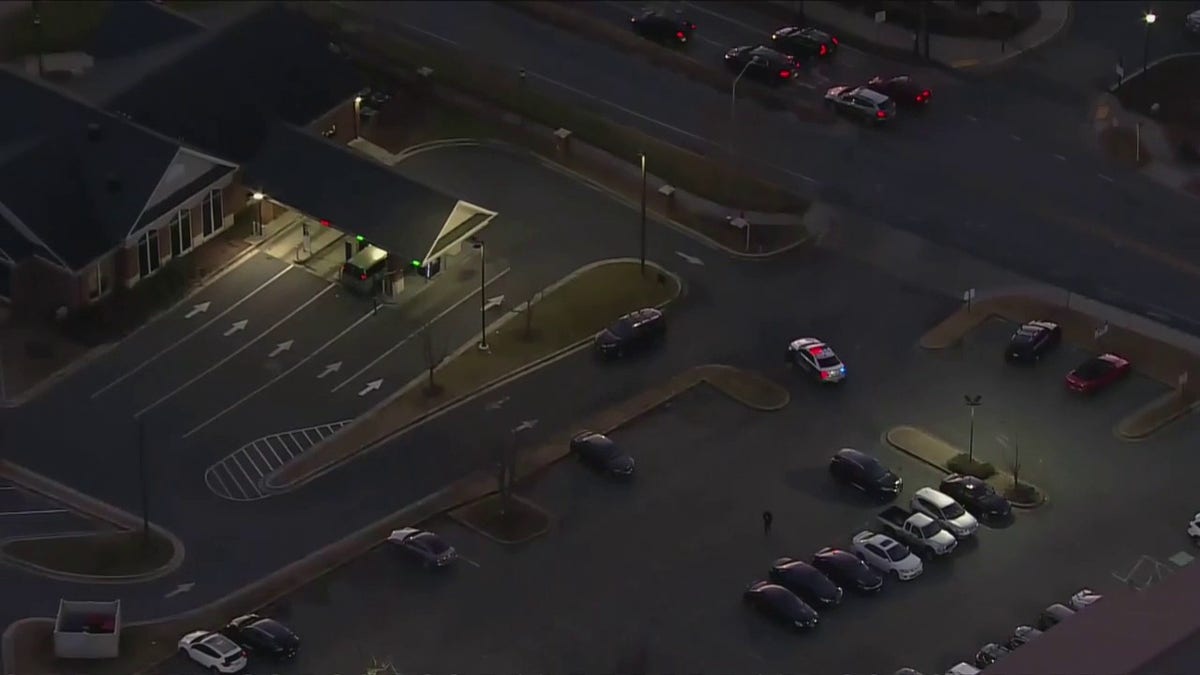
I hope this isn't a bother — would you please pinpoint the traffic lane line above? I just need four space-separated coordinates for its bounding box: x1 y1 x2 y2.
150 284 370 436
125 268 334 417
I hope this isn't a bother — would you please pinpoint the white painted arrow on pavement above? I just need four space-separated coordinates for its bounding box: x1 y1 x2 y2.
317 362 342 379
268 340 294 358
485 396 510 411
675 251 704 266
483 294 505 311
164 582 195 598
185 301 211 319
512 419 538 433
223 320 248 336
358 379 383 396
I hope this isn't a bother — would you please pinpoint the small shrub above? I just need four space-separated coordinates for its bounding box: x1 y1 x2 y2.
946 453 995 479
1005 481 1042 505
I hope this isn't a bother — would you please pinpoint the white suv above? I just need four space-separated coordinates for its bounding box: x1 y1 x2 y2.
179 631 247 673
913 487 978 538
852 530 923 580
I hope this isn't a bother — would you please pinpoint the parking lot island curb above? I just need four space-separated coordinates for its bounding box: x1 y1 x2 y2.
264 259 684 493
449 494 554 545
0 461 185 584
884 425 1046 510
1116 390 1200 441
2 364 782 675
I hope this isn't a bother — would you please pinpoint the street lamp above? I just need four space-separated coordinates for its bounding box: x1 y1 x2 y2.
1143 11 1157 76
729 57 764 156
471 238 488 352
964 394 983 463
639 152 647 277
353 95 363 139
251 191 265 237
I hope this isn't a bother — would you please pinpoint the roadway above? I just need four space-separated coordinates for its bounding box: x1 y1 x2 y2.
0 144 724 631
343 0 1200 334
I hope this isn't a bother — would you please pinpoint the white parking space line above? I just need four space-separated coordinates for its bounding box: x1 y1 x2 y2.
138 284 335 419
0 486 15 491
0 509 69 517
182 301 377 439
460 556 482 568
260 440 283 465
92 266 293 399
1098 173 1115 183
331 267 512 393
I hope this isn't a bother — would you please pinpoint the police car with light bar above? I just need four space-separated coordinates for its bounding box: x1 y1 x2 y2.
786 337 846 383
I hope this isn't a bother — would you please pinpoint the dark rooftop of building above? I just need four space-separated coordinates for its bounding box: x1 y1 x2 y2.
87 1 203 59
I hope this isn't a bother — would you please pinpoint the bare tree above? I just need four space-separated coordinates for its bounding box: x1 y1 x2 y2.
422 326 445 395
522 291 542 339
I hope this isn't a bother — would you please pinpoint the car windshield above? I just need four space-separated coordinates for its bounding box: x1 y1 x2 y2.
943 502 966 518
1014 328 1040 342
917 521 942 538
414 532 449 553
885 543 912 561
1075 358 1113 378
609 319 634 338
817 356 841 368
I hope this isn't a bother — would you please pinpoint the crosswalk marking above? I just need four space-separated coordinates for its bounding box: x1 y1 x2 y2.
205 420 353 501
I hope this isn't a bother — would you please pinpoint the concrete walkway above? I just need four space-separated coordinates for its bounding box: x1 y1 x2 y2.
769 0 1072 71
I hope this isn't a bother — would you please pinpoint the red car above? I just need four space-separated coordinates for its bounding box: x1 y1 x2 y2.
867 75 931 109
1065 353 1130 393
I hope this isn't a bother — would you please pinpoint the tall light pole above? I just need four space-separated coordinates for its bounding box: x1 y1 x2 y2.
135 416 150 547
639 152 647 277
964 394 983 463
251 191 265 238
729 56 764 161
1142 11 1157 76
471 238 488 351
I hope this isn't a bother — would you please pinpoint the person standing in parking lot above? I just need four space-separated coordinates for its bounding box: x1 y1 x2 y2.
762 510 774 535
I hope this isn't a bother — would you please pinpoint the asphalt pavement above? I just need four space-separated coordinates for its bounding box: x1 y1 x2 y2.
344 0 1200 335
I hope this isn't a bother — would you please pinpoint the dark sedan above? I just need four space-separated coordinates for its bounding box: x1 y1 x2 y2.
811 547 883 593
743 581 819 630
771 25 838 59
594 308 665 359
222 614 299 661
939 474 1012 521
866 75 931 108
829 447 902 499
630 10 695 46
723 45 797 85
769 557 843 607
569 431 634 477
1006 320 1062 363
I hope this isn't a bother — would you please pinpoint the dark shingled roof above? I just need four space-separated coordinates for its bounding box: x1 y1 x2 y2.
87 1 202 59
0 69 184 270
244 124 460 260
107 4 365 162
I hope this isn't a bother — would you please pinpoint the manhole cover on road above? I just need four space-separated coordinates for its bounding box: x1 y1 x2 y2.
205 421 353 501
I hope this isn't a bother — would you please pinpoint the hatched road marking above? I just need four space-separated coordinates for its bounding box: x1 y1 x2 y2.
205 420 353 501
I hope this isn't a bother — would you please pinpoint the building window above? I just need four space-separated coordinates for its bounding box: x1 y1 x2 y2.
87 260 112 301
170 208 193 257
137 229 160 278
201 188 223 237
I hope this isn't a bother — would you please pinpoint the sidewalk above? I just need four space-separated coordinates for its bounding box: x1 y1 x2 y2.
1092 93 1200 200
765 0 1072 72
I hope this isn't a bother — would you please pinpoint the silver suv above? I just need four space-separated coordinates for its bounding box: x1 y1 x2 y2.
824 85 896 124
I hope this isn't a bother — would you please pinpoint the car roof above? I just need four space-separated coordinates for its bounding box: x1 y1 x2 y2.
1099 353 1127 364
908 512 937 527
915 487 955 507
835 447 875 465
200 632 240 654
1025 320 1058 330
749 45 789 60
851 87 891 104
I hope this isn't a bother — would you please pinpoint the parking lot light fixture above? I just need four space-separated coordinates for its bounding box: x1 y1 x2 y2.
639 152 647 276
1143 12 1157 76
251 192 265 237
964 394 983 463
471 238 488 352
353 95 364 138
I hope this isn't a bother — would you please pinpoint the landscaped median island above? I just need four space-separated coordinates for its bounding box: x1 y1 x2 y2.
266 260 683 492
885 425 1045 509
301 3 814 256
1 530 176 580
920 294 1200 438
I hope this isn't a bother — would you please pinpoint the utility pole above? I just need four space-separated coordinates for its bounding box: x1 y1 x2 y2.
136 416 150 547
963 394 983 463
1012 430 1021 487
639 153 647 276
921 1 931 60
32 1 44 78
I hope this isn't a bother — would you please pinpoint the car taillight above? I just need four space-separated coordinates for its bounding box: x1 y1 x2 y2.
832 36 839 44
779 69 791 78
819 44 827 55
688 22 696 30
360 273 367 280
876 110 887 118
676 30 685 39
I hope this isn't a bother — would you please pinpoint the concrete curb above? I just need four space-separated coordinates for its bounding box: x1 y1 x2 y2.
883 426 1046 510
263 258 684 493
1115 391 1200 442
0 462 186 583
448 494 555 545
1 364 780 675
393 138 812 261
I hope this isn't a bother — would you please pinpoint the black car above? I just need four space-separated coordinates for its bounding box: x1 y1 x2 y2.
1007 625 1044 650
569 431 634 477
939 474 1012 521
829 448 902 499
975 642 1012 668
743 581 819 630
723 45 797 85
771 26 838 59
630 10 695 46
594 308 665 359
1006 320 1062 362
811 547 883 593
866 75 931 108
222 614 299 661
769 557 843 607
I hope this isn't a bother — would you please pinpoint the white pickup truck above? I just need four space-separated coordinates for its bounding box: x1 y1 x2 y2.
876 506 957 557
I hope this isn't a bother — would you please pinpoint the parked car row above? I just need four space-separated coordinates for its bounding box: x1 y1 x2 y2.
964 588 1103 669
1005 320 1133 394
743 549 883 630
178 614 300 673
